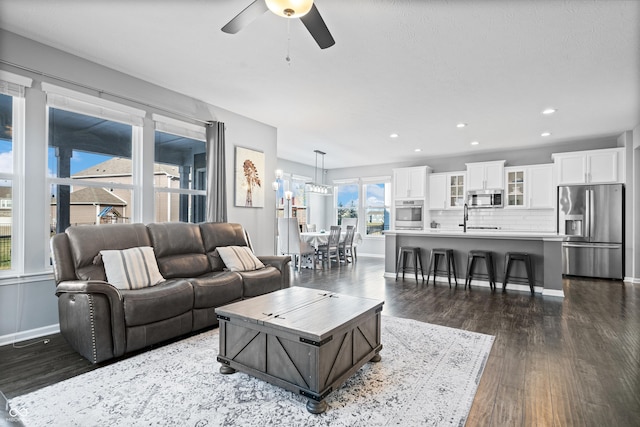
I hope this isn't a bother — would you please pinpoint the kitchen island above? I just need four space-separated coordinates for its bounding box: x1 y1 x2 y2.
384 230 565 297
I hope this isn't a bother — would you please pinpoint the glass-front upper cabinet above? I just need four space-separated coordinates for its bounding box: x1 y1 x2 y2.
506 170 525 207
449 174 465 208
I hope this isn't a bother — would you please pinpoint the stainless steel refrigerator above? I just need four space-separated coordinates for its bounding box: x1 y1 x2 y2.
557 184 624 279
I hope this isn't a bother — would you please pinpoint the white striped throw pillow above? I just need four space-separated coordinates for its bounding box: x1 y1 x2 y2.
216 246 265 272
100 246 165 290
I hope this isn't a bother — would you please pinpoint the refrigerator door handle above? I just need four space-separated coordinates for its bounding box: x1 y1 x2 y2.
585 189 592 240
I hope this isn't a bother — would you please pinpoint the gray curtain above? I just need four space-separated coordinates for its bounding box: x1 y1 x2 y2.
206 121 227 223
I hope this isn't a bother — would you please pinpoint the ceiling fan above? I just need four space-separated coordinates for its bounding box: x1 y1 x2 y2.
221 0 335 49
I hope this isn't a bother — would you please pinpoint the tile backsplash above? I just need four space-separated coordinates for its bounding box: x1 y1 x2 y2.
427 208 556 232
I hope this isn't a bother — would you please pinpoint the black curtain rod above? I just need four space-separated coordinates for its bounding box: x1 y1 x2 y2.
0 59 213 126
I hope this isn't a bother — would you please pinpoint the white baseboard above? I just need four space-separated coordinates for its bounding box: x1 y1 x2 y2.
384 271 563 297
623 276 639 284
0 323 60 347
357 253 385 258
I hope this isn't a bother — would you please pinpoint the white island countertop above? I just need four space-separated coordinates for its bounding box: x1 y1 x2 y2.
384 229 565 241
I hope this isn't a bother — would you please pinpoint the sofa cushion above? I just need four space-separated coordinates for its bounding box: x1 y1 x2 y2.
239 266 283 297
217 246 265 272
100 246 164 290
66 223 152 281
200 223 249 271
189 272 243 309
120 279 193 327
147 222 211 278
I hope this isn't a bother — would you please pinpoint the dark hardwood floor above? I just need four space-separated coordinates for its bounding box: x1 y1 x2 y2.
1 257 639 426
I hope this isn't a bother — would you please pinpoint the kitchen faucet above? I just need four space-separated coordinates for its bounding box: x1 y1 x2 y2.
459 203 469 232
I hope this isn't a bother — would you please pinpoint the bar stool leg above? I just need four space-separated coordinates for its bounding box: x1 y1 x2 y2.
446 252 452 288
503 255 512 292
417 251 425 283
525 255 534 295
395 248 402 281
485 254 495 291
465 255 474 289
426 251 434 285
451 254 459 287
413 251 419 283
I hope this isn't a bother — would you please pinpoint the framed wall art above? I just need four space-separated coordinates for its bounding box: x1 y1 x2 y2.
234 146 265 207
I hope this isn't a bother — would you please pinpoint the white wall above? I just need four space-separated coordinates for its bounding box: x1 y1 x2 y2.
0 30 278 343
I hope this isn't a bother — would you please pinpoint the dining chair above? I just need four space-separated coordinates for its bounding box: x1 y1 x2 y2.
338 225 356 263
278 218 317 272
340 217 358 229
304 223 317 232
317 225 341 269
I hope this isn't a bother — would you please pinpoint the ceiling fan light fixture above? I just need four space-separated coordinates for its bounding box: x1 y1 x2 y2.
265 0 314 18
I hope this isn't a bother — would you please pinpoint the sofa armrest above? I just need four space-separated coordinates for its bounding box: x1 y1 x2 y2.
257 255 291 289
56 280 126 359
257 255 291 272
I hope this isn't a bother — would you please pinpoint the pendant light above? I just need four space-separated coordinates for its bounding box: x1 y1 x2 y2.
306 149 332 195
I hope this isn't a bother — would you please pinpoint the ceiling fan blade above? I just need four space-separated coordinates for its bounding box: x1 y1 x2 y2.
300 4 335 49
221 0 269 34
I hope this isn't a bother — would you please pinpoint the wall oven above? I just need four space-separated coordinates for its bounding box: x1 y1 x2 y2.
467 189 504 208
394 200 424 229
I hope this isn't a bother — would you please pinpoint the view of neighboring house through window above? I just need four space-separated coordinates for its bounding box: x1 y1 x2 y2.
154 126 206 223
48 107 135 233
0 93 14 270
364 181 391 235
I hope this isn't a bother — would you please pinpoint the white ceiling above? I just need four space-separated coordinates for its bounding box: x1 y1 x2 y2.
1 0 638 169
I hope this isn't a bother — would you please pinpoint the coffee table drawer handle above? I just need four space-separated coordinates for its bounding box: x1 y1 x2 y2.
300 336 333 347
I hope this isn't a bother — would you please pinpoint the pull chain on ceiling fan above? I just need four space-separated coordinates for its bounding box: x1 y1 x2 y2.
221 0 335 49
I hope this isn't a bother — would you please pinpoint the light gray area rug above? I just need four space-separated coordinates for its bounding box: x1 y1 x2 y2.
10 316 494 427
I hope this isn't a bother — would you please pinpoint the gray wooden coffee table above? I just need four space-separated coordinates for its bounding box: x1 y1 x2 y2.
215 287 384 414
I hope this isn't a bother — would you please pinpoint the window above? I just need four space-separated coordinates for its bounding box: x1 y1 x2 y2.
44 83 145 237
363 181 391 235
0 71 31 274
336 183 359 225
48 108 136 232
0 93 15 270
153 115 206 223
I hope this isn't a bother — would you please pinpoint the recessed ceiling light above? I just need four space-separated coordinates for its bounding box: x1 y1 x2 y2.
542 108 557 115
456 123 467 128
390 133 399 138
470 141 479 146
414 148 422 152
541 132 552 137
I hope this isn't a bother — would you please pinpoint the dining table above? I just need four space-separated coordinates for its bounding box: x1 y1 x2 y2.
298 230 362 269
300 231 363 248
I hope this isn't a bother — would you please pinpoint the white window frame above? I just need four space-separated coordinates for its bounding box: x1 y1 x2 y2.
44 89 143 266
362 176 392 237
152 116 206 223
0 70 32 277
333 178 360 228
0 95 25 276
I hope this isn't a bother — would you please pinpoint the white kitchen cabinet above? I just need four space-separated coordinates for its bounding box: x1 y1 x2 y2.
393 166 430 199
504 164 554 209
552 148 624 185
528 164 555 208
428 173 447 209
428 171 465 210
466 160 505 190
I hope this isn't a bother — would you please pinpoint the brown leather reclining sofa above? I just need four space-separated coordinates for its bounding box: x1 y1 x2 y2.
50 221 291 364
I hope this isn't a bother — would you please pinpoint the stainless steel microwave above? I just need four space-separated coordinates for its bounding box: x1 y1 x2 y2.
394 200 424 229
467 190 503 208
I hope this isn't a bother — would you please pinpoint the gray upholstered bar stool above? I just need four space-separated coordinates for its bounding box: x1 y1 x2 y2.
426 248 458 287
395 246 425 283
503 252 535 295
465 250 496 290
